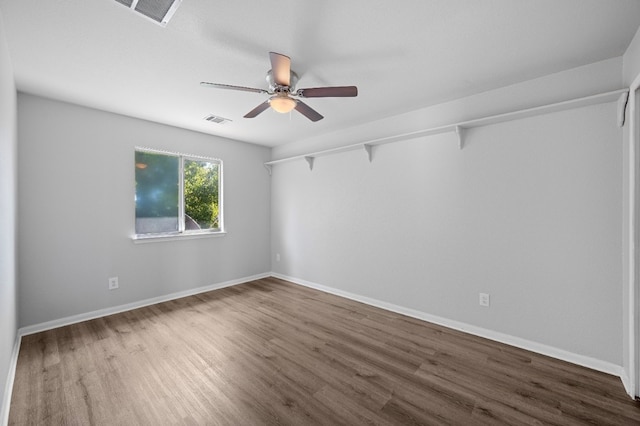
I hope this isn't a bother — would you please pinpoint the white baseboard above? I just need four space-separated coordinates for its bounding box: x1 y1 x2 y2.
620 368 636 398
0 333 21 426
19 272 271 337
271 272 624 380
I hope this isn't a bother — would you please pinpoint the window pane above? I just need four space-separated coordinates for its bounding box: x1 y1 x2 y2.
135 151 180 234
184 158 220 230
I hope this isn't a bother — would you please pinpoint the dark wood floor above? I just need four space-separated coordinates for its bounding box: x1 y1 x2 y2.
9 277 640 425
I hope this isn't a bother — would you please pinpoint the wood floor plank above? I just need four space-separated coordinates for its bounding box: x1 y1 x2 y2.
9 277 640 425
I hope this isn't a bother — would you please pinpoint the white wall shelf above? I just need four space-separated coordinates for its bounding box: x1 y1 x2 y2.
264 88 629 173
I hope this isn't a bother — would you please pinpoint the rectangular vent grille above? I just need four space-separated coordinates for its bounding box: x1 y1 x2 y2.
114 0 182 26
204 115 232 125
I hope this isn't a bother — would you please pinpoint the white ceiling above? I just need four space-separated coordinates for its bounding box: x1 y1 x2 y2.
1 0 639 147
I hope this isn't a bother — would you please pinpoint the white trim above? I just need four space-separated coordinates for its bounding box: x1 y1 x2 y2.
271 273 624 379
131 230 227 243
630 73 640 399
0 333 21 426
19 273 270 336
621 368 633 398
135 146 223 163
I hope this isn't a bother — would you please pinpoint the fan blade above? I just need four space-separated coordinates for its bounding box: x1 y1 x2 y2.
297 86 358 98
201 82 268 94
269 52 291 86
244 101 271 118
295 100 324 122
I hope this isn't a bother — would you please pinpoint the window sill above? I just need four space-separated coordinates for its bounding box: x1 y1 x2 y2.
131 231 227 244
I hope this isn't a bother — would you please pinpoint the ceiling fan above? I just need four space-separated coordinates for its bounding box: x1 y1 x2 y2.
200 52 358 122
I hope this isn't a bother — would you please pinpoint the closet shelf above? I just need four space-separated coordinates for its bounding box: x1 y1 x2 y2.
264 88 629 173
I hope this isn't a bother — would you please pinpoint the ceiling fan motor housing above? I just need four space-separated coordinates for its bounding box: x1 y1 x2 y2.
266 70 299 93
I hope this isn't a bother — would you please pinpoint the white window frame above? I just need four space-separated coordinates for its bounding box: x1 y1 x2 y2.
132 147 224 242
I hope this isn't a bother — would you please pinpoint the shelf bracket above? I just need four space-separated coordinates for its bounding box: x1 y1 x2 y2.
363 144 374 162
264 164 272 175
304 156 315 171
455 126 464 150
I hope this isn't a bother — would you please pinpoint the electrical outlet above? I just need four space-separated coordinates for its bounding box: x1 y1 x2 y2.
108 277 119 290
479 293 490 307
276 253 281 262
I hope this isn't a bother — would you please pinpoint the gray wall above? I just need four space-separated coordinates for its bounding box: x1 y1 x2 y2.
17 94 271 327
0 8 17 421
271 61 624 366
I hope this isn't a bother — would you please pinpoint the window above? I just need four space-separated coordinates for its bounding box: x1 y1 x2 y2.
134 148 223 239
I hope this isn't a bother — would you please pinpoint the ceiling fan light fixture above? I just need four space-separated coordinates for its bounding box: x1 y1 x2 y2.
269 95 297 114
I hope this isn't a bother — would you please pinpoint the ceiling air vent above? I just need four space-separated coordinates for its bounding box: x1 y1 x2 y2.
114 0 182 27
204 115 232 125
